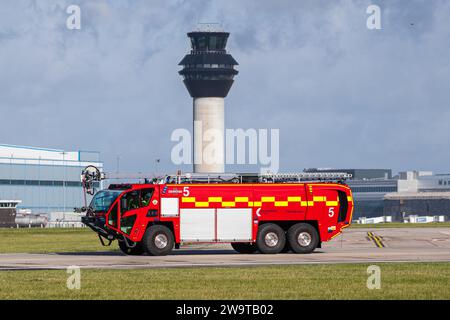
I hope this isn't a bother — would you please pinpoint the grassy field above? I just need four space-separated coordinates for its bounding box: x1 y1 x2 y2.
0 228 117 254
0 263 449 299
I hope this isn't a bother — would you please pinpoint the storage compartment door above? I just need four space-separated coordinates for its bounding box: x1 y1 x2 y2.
160 197 179 217
180 208 215 242
216 208 252 242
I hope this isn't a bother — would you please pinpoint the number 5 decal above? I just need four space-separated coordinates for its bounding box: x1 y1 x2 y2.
328 207 335 218
183 186 190 197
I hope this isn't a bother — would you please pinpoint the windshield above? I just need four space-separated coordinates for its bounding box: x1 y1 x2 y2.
90 190 122 213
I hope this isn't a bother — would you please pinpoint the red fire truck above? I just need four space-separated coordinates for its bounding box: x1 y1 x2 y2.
81 168 353 256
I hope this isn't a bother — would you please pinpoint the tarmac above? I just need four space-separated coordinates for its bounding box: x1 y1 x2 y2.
1 227 450 270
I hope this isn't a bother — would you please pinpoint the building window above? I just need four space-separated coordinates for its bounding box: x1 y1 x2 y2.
351 186 397 193
0 179 83 187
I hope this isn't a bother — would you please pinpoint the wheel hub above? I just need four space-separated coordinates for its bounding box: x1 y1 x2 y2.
264 232 279 247
298 232 312 247
155 234 168 249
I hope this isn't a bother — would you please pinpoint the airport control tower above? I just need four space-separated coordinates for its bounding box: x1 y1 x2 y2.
179 26 238 173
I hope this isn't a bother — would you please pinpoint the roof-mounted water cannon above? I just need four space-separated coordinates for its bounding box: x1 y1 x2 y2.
81 165 159 196
81 165 103 196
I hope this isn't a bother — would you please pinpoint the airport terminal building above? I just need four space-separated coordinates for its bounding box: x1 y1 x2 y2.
0 144 102 214
384 171 450 221
305 168 396 218
307 168 450 221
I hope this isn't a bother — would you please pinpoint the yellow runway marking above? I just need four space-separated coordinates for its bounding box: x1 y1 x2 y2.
367 232 385 248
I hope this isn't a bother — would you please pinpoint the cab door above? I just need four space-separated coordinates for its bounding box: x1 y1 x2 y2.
119 188 156 241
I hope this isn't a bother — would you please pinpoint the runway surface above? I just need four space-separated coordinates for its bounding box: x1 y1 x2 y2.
1 227 450 270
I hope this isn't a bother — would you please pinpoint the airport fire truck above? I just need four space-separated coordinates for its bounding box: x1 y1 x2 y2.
80 167 353 256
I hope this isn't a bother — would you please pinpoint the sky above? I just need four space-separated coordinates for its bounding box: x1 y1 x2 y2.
0 0 449 175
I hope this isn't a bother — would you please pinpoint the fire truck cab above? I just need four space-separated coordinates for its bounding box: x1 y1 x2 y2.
82 172 353 256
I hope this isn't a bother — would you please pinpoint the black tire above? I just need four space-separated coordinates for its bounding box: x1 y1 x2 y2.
142 225 174 256
118 240 144 255
256 223 286 254
231 242 258 254
287 223 319 254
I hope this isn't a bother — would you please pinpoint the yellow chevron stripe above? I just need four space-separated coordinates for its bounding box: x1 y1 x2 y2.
222 201 236 207
181 194 348 208
195 202 209 207
274 201 289 207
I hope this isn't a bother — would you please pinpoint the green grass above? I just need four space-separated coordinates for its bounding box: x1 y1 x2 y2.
0 228 117 254
350 222 450 229
0 263 449 299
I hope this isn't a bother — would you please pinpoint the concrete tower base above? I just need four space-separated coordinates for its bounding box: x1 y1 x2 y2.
193 97 225 173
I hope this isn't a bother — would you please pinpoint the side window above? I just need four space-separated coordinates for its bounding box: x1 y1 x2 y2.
121 190 140 214
141 188 154 207
108 203 118 228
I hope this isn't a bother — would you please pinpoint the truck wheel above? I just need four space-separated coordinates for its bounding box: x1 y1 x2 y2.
231 242 258 254
142 225 174 256
118 241 144 255
287 223 319 254
256 223 286 254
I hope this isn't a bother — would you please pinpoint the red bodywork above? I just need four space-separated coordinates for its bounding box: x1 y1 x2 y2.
102 182 353 245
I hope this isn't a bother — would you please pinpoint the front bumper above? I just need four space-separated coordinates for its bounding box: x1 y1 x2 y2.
81 215 116 240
